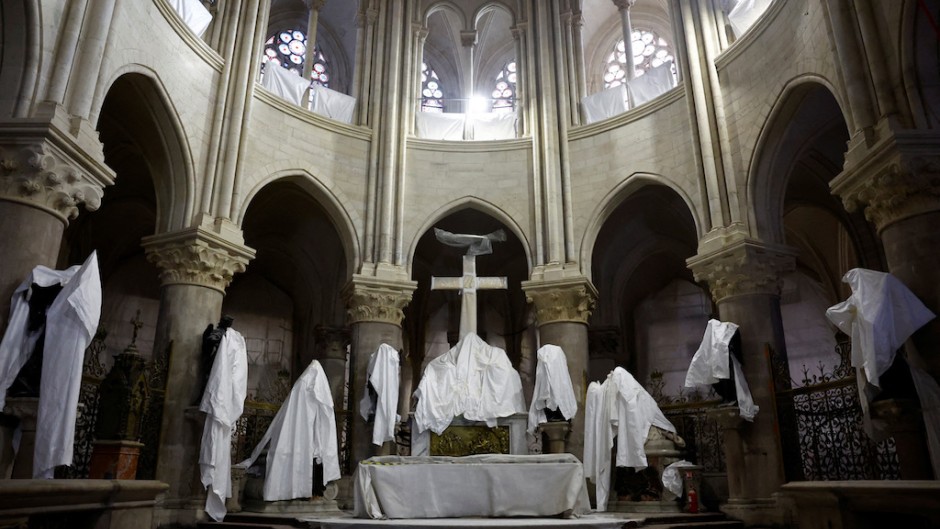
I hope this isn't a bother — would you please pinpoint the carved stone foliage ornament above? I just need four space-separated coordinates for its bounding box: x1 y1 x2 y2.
838 157 940 233
524 279 597 325
688 240 796 303
142 228 254 293
344 283 414 325
0 143 106 222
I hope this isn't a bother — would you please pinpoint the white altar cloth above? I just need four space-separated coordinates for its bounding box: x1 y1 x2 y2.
354 454 590 520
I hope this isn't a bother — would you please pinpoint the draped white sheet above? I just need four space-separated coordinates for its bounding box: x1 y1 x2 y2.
354 454 590 519
359 344 400 446
0 264 83 412
583 367 676 511
685 319 759 421
826 268 936 444
581 84 627 124
239 360 340 501
469 112 517 140
261 64 310 106
199 327 248 522
167 0 213 38
415 112 465 140
627 62 675 107
413 332 525 435
527 344 578 433
34 252 101 479
826 269 936 388
311 84 357 124
726 0 773 38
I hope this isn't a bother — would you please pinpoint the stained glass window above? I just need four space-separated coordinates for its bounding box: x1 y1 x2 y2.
603 29 676 89
421 62 444 112
262 29 330 87
491 61 517 114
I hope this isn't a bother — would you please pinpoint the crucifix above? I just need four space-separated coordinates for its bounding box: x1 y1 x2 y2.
431 229 508 340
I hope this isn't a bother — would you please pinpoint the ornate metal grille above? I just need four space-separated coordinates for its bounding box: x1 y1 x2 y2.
662 403 725 473
56 328 109 479
137 338 169 480
771 341 900 481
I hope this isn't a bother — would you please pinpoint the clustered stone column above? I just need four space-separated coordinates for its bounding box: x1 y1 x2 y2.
688 238 796 525
343 275 415 464
522 276 597 460
142 227 254 517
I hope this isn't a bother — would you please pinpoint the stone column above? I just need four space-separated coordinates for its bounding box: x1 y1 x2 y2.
688 238 796 526
522 276 597 460
831 132 940 478
142 227 253 515
612 0 636 107
0 139 112 328
343 275 415 467
315 325 351 421
302 0 327 104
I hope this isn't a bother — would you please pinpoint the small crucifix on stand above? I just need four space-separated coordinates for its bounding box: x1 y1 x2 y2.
430 228 508 340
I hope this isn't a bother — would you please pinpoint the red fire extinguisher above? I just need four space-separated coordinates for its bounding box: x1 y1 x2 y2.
686 470 699 514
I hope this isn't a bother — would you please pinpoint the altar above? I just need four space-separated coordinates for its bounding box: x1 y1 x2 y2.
354 454 590 519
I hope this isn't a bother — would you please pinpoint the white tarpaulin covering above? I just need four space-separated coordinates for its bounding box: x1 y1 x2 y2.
685 319 759 421
311 84 357 124
662 460 695 497
584 367 676 511
354 454 590 519
199 327 248 521
358 344 400 446
239 360 340 501
581 84 627 124
413 332 525 435
726 0 772 38
469 112 517 140
167 0 213 38
34 252 101 479
261 64 310 106
415 112 465 140
527 344 578 433
826 268 936 444
627 62 675 107
826 268 935 388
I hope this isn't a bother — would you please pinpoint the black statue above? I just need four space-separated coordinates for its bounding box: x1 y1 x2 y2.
199 315 234 399
9 283 64 398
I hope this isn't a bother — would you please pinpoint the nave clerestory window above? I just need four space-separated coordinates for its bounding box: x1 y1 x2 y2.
603 29 676 89
262 29 330 88
421 62 445 113
490 61 517 114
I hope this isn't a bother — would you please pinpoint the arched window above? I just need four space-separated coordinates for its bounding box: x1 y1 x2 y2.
421 62 444 112
262 29 330 88
603 29 675 89
490 61 517 114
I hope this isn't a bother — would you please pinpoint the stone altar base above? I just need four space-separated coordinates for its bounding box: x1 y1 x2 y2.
242 477 342 515
607 499 681 513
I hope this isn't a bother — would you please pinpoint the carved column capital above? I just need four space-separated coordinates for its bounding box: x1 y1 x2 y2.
522 276 597 325
687 239 796 303
343 275 417 326
460 30 478 48
304 0 326 11
612 0 637 11
832 131 940 233
0 134 114 224
142 227 255 293
315 325 351 359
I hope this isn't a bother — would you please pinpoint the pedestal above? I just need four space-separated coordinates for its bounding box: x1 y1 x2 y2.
608 428 685 513
540 421 570 454
227 466 246 513
5 398 39 479
242 478 340 514
89 440 144 480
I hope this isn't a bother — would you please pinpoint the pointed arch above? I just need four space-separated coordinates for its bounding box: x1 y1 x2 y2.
96 68 197 233
407 196 532 276
238 168 361 280
746 76 850 243
0 0 40 118
579 173 702 280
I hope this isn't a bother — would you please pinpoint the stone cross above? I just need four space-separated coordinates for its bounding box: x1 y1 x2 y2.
431 255 507 340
